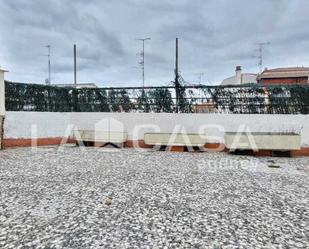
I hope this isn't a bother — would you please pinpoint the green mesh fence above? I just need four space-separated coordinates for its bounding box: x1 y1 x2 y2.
4 81 309 114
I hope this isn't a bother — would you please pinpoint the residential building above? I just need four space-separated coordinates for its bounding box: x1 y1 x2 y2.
192 100 215 113
221 66 257 86
258 67 309 85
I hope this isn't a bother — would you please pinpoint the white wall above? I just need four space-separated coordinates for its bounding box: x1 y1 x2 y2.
221 74 257 86
4 112 72 139
4 112 309 147
0 70 6 116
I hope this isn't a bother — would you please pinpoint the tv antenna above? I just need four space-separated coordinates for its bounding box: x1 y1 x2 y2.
136 38 151 88
256 42 270 73
196 73 205 84
45 45 51 85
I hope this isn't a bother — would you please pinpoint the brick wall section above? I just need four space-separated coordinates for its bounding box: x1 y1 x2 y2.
260 77 308 85
3 138 75 148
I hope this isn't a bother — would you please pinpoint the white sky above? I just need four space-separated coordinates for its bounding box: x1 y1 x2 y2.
0 0 309 86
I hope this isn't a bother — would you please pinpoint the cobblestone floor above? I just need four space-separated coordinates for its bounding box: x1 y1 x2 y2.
0 146 308 249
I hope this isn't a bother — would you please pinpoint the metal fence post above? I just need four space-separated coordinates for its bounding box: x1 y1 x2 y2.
0 69 8 149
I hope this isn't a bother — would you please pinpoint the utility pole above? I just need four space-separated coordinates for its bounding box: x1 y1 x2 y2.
73 44 77 88
175 38 180 113
136 38 151 88
46 45 51 85
257 42 270 74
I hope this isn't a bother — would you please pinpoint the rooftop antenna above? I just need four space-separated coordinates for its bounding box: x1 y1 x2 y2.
45 45 51 85
175 38 180 113
257 42 270 74
73 44 77 88
136 38 151 88
196 72 204 84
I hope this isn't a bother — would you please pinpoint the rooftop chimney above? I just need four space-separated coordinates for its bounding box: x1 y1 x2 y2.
235 66 242 84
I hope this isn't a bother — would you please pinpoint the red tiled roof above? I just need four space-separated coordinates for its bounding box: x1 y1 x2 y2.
260 67 309 79
264 67 309 73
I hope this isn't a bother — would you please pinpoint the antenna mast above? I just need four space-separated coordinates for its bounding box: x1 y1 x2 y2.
136 38 151 88
197 73 204 84
46 45 51 85
74 44 77 88
175 38 180 113
257 42 270 73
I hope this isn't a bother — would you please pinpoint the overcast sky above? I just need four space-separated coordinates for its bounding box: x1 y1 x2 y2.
0 0 309 86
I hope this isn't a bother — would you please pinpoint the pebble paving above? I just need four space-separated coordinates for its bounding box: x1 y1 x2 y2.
0 146 308 249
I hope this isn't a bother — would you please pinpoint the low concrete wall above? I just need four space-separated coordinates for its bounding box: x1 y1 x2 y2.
4 112 72 139
71 113 309 147
4 112 309 147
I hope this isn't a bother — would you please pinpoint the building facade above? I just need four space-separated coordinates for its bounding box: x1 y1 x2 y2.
0 69 8 149
258 67 309 85
221 66 257 86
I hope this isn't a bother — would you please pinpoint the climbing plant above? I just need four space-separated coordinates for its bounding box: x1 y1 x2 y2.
4 81 309 114
148 88 173 113
137 90 150 112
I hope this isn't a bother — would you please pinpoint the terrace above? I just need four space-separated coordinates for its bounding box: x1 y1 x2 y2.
1 1 309 248
1 70 309 248
0 146 308 248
